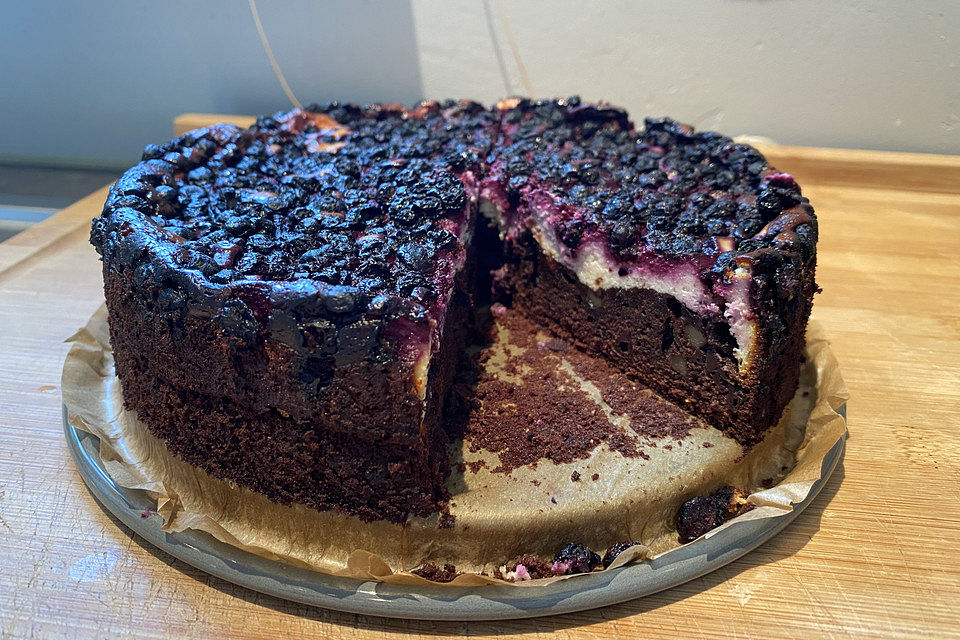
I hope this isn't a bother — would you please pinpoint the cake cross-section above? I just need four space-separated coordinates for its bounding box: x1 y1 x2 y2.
481 98 817 445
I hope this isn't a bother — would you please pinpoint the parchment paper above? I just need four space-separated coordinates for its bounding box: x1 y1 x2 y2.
62 306 847 586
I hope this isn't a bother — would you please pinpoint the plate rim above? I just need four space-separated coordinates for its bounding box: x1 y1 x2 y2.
64 404 845 621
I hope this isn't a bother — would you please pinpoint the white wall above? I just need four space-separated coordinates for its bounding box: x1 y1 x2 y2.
1 0 957 168
0 1 423 167
412 0 960 155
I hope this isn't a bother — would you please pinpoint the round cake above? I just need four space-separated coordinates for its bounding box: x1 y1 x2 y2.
89 97 817 525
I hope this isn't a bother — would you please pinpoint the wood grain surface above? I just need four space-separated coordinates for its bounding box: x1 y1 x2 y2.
1 117 958 638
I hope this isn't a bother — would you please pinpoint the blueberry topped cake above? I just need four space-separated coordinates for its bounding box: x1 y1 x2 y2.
90 97 817 523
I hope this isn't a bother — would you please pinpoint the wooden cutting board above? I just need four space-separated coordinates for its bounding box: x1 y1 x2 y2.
1 115 958 639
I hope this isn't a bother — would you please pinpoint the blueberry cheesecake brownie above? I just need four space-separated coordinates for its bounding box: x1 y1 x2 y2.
90 97 816 523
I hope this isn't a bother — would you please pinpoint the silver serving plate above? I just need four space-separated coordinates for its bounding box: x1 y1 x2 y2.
64 405 845 621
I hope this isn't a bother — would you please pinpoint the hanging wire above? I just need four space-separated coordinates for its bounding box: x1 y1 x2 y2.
248 0 303 109
248 0 531 106
494 0 535 98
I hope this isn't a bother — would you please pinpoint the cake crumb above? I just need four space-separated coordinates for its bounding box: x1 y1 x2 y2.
571 471 581 482
465 459 487 473
591 473 599 481
438 511 456 529
412 562 459 583
537 338 567 352
494 554 554 581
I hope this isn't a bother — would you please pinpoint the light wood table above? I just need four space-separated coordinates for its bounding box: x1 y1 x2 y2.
2 119 959 638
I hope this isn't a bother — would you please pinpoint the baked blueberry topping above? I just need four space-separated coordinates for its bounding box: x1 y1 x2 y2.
92 98 815 379
491 98 813 270
96 102 494 315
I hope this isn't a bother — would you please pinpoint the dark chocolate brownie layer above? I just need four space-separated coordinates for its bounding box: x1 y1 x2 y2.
496 234 812 444
104 264 466 520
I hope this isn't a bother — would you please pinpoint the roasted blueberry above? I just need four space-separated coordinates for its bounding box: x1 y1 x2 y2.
115 236 144 266
505 175 526 206
395 270 429 295
601 541 642 569
705 218 727 236
245 233 274 253
412 194 442 218
324 285 360 314
131 262 159 291
389 201 419 225
688 193 715 211
298 248 328 266
368 293 398 316
706 169 735 190
216 299 260 344
705 198 737 220
735 214 764 238
346 202 382 226
436 181 467 215
182 250 219 277
554 218 581 248
676 213 705 236
610 219 638 247
602 196 634 221
757 187 801 220
551 543 601 575
579 164 601 185
676 495 725 543
157 287 187 315
141 144 164 161
397 243 434 274
261 252 292 280
222 214 253 237
109 195 150 211
187 166 214 184
152 185 179 206
209 269 233 284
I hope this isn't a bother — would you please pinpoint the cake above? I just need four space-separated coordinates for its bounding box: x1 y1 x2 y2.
90 97 817 524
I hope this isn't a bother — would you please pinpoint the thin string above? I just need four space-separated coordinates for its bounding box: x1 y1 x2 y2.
494 0 535 98
248 0 303 109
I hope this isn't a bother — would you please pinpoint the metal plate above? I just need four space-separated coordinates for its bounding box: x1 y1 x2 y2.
65 405 845 621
